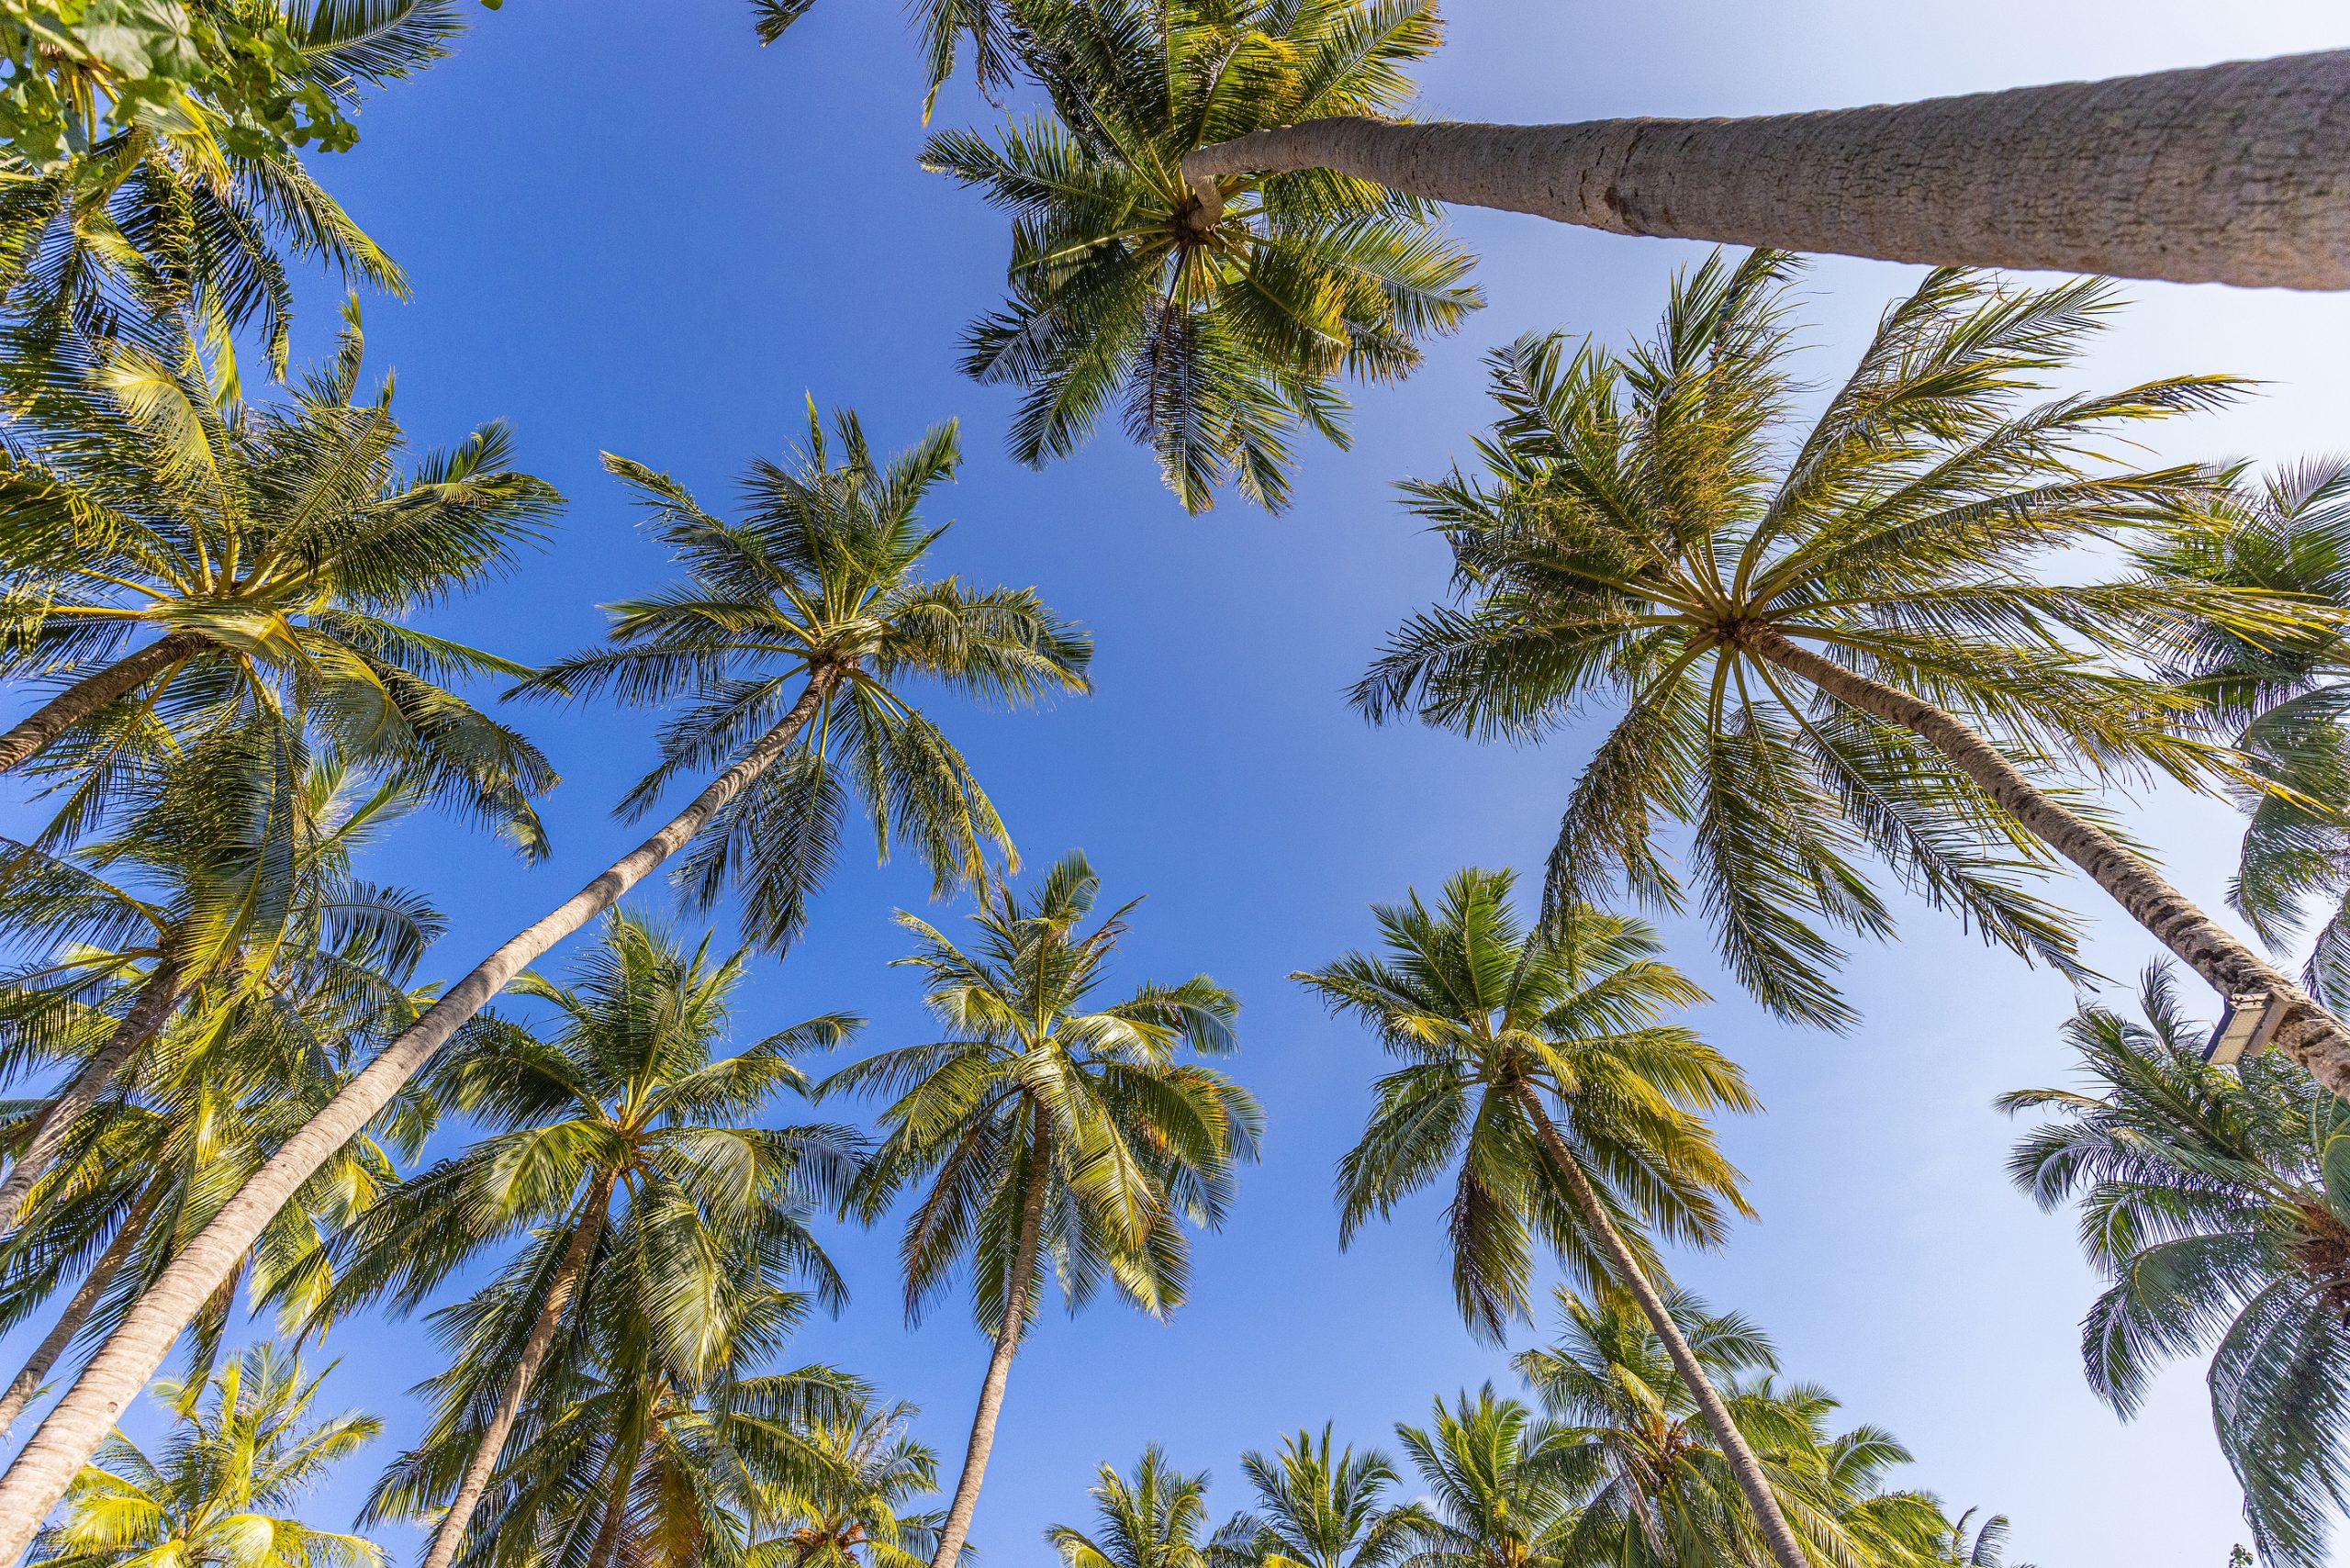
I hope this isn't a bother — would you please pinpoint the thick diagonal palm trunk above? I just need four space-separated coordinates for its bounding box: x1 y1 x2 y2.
0 676 836 1559
928 1119 1050 1568
418 1171 616 1568
0 963 181 1233
1181 50 2350 290
1742 626 2350 1095
0 633 208 774
1514 1087 1809 1568
0 1182 161 1437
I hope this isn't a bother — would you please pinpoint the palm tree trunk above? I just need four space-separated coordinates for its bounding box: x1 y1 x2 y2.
927 1117 1050 1568
1741 624 2350 1097
1181 50 2350 290
417 1171 615 1568
0 962 181 1235
1512 1086 1808 1568
0 1183 160 1438
0 675 839 1558
0 633 207 775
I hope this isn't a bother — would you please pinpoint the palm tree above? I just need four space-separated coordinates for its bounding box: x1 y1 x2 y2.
832 851 1261 1568
752 1396 948 1568
924 0 1481 512
1358 251 2350 1088
1211 1426 1425 1568
1052 1448 1214 1568
2140 458 2350 1008
1390 1388 1579 1568
317 909 860 1568
1297 868 1803 1568
23 1343 382 1568
0 311 562 829
1171 49 2350 292
2001 964 2350 1567
0 403 1089 1557
0 732 436 1227
1934 1508 2030 1567
0 862 436 1437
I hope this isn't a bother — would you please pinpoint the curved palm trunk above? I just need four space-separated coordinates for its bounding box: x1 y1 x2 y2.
1181 50 2350 291
1513 1087 1808 1568
1743 626 2350 1097
0 633 207 775
0 962 181 1235
418 1171 615 1568
0 676 837 1558
927 1119 1051 1568
0 1182 161 1438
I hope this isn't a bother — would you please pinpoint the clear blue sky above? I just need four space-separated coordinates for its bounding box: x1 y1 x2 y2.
9 2 2350 1562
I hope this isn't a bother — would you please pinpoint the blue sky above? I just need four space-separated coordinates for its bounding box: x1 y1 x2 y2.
10 1 2350 1562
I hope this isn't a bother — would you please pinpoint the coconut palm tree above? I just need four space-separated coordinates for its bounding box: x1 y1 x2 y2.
1358 252 2350 1090
751 1396 948 1568
2002 964 2350 1567
2139 458 2350 1008
0 311 562 835
316 909 860 1568
23 1343 381 1568
1052 1448 1215 1568
0 731 436 1227
1297 868 1802 1568
832 851 1261 1568
924 0 1481 512
1934 1508 2030 1567
0 403 1089 1557
1390 1388 1580 1568
1211 1426 1426 1568
0 868 436 1437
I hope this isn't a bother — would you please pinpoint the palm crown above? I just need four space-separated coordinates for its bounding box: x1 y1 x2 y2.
1391 1388 1577 1568
0 309 563 853
1357 250 2278 1029
2001 965 2350 1568
1211 1425 1426 1568
926 0 1482 512
525 403 1091 954
835 850 1260 1328
1298 868 1754 1338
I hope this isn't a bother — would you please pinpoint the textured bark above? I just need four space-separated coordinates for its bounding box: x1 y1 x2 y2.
927 1117 1051 1568
0 963 181 1236
0 633 207 775
0 1183 159 1438
1742 626 2350 1095
417 1172 615 1568
0 676 836 1558
1516 1087 1808 1568
1181 50 2350 290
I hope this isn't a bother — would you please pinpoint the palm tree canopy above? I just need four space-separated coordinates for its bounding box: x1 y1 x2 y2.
0 308 563 853
1298 867 1754 1338
1052 1446 1215 1568
750 1396 948 1568
926 0 1482 512
1391 1386 1580 1568
1210 1425 1426 1568
1355 249 2304 1029
26 1343 383 1568
2001 964 2350 1567
831 849 1261 1332
2139 458 2350 1004
521 400 1091 954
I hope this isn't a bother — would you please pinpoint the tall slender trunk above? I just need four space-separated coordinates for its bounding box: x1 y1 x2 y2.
0 1183 160 1438
0 675 837 1558
0 963 180 1235
927 1115 1050 1568
1513 1086 1809 1568
1741 625 2350 1097
0 634 207 775
1181 50 2350 291
417 1170 615 1568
